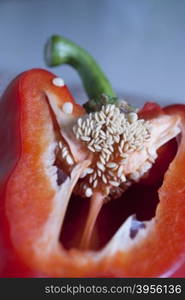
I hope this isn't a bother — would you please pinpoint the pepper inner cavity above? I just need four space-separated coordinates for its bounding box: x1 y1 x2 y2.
54 101 180 250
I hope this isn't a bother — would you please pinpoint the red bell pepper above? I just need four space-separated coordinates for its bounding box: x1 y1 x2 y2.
0 36 185 277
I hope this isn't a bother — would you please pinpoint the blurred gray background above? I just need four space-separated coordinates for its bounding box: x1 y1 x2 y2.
0 0 185 106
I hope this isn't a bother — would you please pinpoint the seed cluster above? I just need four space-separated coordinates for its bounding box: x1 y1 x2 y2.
73 104 151 197
58 141 74 166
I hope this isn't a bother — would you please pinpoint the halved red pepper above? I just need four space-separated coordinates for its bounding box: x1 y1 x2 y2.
0 37 185 277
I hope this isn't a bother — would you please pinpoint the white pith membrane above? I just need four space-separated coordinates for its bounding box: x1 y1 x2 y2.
43 92 181 259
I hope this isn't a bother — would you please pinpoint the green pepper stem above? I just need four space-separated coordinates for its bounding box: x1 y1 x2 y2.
44 35 117 111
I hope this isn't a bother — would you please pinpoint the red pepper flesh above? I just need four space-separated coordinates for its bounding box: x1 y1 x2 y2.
0 69 185 277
